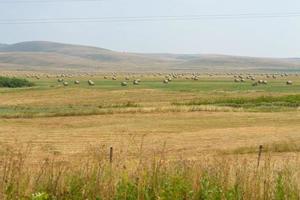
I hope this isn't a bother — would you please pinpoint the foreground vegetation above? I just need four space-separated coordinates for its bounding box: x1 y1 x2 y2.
1 144 300 200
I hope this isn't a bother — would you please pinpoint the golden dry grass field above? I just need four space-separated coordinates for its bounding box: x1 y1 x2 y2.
1 73 300 199
0 73 299 159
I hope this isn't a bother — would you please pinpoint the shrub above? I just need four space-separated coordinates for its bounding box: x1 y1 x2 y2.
0 76 34 88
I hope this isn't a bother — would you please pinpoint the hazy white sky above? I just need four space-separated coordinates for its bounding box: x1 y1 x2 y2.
0 0 299 57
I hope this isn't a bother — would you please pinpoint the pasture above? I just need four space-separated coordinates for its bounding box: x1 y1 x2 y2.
1 73 300 157
0 72 300 199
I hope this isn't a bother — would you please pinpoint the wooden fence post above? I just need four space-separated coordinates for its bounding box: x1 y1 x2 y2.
257 145 263 168
109 147 113 164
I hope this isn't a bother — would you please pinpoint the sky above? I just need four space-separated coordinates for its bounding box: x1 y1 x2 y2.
0 0 299 57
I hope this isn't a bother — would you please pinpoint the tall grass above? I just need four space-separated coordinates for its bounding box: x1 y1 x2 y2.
0 144 300 199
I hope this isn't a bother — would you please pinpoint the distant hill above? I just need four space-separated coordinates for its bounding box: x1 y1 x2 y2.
0 43 7 48
0 41 299 72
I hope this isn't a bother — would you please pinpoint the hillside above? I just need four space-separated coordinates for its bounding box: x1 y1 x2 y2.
0 43 7 48
0 41 299 72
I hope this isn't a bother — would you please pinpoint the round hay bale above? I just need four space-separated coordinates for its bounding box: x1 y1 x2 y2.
121 82 128 86
74 80 80 84
163 79 169 84
58 78 64 82
133 80 139 85
88 80 95 86
63 81 69 86
286 80 293 85
263 80 268 84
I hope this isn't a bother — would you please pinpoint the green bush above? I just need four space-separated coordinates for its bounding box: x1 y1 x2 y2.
0 76 34 88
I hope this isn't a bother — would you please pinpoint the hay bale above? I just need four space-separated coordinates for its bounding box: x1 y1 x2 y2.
58 78 64 82
88 80 95 86
286 80 293 85
63 81 68 86
133 80 139 85
263 80 268 84
163 79 169 84
121 82 128 86
74 80 80 84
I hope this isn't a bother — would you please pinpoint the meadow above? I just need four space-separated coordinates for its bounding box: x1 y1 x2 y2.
0 73 300 199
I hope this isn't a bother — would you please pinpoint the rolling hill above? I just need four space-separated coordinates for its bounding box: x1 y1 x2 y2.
0 41 299 72
0 43 8 48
